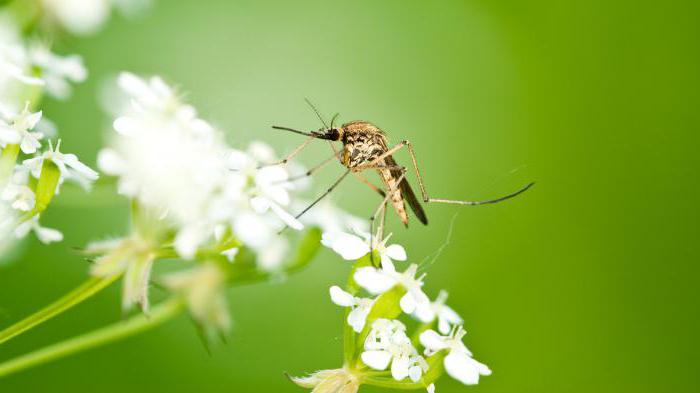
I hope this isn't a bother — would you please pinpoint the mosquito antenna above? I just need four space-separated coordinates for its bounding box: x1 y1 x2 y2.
304 98 329 129
330 112 340 128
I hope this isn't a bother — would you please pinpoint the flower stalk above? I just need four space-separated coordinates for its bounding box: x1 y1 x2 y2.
0 297 185 378
0 275 120 345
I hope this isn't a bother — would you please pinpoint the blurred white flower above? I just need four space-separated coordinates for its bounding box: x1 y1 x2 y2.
40 0 152 35
1 181 35 212
420 327 491 385
99 72 234 257
42 0 111 35
329 285 375 333
88 236 157 311
28 44 87 99
413 290 463 335
0 103 43 154
14 215 63 244
322 228 407 271
228 143 303 230
354 263 430 314
164 261 231 334
24 140 99 190
361 318 428 382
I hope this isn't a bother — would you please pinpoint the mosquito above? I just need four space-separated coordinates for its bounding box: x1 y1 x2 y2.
269 101 534 249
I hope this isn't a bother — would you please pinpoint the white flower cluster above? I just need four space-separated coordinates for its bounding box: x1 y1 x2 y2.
0 15 96 254
93 72 360 326
98 72 320 264
0 15 87 110
325 230 491 390
40 0 151 36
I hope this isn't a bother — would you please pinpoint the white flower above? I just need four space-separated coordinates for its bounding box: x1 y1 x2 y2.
14 216 63 244
98 72 232 257
1 182 35 212
0 103 43 154
24 140 99 190
413 290 463 335
88 236 156 311
354 263 430 314
329 285 375 333
322 229 407 271
420 327 491 385
28 44 87 99
361 319 429 382
40 0 150 35
228 143 303 231
164 261 231 334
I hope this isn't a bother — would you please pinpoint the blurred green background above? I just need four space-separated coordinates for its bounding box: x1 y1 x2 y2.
1 0 699 391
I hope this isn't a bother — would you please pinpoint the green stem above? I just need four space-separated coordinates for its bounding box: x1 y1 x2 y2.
0 275 119 345
0 298 184 378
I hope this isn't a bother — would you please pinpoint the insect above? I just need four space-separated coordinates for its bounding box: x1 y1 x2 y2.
270 102 534 237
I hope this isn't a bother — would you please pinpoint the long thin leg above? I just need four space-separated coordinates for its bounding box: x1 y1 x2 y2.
280 150 342 184
355 140 534 205
369 171 405 266
353 172 386 198
403 141 534 205
293 169 351 221
257 135 316 168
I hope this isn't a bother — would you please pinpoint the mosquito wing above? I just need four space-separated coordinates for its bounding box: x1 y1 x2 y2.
385 155 429 225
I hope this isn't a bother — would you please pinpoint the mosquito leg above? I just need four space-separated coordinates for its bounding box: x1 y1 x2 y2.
353 172 386 198
369 193 391 267
403 140 535 205
280 150 342 184
256 135 316 169
294 169 351 220
367 169 406 265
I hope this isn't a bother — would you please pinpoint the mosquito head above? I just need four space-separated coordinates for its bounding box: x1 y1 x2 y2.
317 127 343 142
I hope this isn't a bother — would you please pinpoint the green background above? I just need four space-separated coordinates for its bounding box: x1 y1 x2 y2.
1 0 698 392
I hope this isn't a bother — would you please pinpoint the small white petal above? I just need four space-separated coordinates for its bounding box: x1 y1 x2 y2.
268 201 304 230
391 354 410 381
408 365 422 382
361 350 392 370
419 330 449 353
354 267 396 295
385 244 407 261
444 352 490 385
427 383 436 393
400 293 418 314
34 226 63 244
329 232 370 260
347 307 368 333
329 285 355 307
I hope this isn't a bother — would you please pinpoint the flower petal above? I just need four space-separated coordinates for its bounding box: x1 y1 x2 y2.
444 352 491 385
391 354 410 381
329 285 355 307
361 350 392 370
385 244 407 261
419 330 449 353
354 267 396 295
